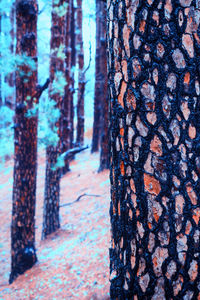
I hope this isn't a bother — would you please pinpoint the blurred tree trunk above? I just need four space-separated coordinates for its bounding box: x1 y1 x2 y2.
70 0 75 149
5 3 15 109
76 0 85 146
91 0 101 153
10 0 38 283
99 0 109 171
0 14 2 106
109 1 200 299
61 0 72 174
42 0 65 239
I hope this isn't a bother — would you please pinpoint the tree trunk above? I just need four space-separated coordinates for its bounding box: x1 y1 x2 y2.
42 0 65 239
99 0 109 171
61 0 72 174
76 0 85 146
10 0 38 283
70 0 75 149
0 14 2 106
109 1 200 299
5 4 15 109
91 0 102 153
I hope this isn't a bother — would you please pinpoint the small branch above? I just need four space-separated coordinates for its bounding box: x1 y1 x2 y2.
83 42 92 76
60 193 102 207
36 78 50 99
61 145 89 160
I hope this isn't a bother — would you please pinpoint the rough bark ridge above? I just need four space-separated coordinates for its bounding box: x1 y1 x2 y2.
92 0 102 153
76 0 85 146
61 0 72 174
109 0 200 298
10 0 38 283
99 0 109 171
42 0 65 239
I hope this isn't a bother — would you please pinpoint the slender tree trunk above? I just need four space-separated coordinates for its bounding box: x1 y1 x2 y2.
61 0 72 174
91 0 102 153
10 0 38 283
76 0 85 146
70 0 75 149
42 0 65 239
99 0 109 171
109 1 200 299
0 14 2 106
5 4 15 109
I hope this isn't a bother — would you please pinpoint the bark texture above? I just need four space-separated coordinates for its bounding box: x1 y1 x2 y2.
99 0 109 171
42 0 65 239
109 0 200 299
10 0 38 283
76 0 85 146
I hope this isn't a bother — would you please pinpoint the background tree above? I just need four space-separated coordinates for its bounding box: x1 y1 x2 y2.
76 0 85 146
109 0 200 298
70 0 75 149
42 0 66 239
10 0 38 283
91 0 102 153
99 0 109 171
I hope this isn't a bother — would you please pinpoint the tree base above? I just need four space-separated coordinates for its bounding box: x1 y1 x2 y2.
9 246 37 284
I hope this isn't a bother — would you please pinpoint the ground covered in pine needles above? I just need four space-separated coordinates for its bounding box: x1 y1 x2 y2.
0 137 110 299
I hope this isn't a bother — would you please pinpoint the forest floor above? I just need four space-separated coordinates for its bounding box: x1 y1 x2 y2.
0 132 110 299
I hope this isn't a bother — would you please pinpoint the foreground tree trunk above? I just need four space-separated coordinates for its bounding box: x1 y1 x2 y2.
99 0 109 171
76 0 85 146
109 1 200 298
42 0 65 239
10 0 38 283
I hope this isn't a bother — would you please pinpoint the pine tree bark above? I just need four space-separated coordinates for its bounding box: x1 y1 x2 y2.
99 0 109 171
109 1 200 298
92 0 102 153
76 0 85 146
10 0 38 283
42 0 65 239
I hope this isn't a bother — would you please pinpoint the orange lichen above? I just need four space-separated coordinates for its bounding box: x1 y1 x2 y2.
126 88 136 110
144 173 161 196
139 20 146 33
193 208 200 225
150 135 163 156
184 72 190 85
118 81 127 108
120 161 125 176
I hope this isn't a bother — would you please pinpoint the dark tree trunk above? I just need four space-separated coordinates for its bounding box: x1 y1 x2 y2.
76 0 85 146
99 0 109 171
91 0 102 153
109 1 200 299
10 0 38 283
42 0 65 239
61 0 72 174
5 4 15 109
70 0 75 149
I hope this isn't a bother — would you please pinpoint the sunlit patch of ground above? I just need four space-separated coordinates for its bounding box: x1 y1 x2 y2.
0 140 110 299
